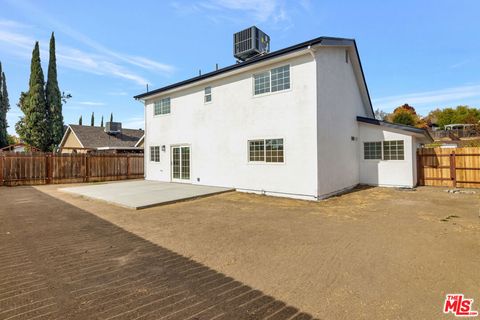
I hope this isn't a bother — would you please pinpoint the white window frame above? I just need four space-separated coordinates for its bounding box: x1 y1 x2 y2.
252 64 291 97
204 87 212 104
247 138 285 164
363 141 382 160
363 140 405 161
150 146 160 162
382 140 405 160
154 97 171 116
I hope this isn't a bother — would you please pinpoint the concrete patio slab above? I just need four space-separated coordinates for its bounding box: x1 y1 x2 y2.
59 180 233 209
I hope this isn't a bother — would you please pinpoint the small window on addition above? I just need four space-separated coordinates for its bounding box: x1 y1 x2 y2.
204 87 212 103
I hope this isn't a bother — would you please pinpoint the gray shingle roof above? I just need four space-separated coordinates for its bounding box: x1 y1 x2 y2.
69 125 144 148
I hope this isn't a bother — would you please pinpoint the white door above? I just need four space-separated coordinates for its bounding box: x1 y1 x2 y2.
171 146 190 182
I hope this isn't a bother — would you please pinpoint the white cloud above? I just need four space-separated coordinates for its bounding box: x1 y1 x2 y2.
122 116 144 129
107 91 128 96
0 15 174 86
373 84 480 111
77 101 106 106
172 0 291 24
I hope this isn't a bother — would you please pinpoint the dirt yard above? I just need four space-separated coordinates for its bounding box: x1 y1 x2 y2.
1 185 479 319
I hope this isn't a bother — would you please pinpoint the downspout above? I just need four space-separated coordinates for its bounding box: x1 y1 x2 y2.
135 97 147 180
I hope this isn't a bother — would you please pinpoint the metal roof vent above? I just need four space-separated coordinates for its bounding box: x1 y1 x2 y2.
105 122 122 135
234 26 270 62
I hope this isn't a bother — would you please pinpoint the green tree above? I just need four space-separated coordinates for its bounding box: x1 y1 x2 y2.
78 115 82 125
16 42 51 151
100 115 104 127
391 109 416 126
110 112 113 122
435 106 480 128
387 104 426 128
46 32 63 150
91 112 95 126
7 134 16 145
0 62 10 148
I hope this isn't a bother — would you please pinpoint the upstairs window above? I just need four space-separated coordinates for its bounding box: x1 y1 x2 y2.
204 87 212 103
248 138 284 163
154 97 170 115
253 65 290 95
254 72 270 95
271 65 290 92
150 146 160 162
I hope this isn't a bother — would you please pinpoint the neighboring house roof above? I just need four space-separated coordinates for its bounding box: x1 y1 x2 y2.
0 143 39 152
134 135 144 147
357 116 434 142
59 125 144 149
134 36 374 116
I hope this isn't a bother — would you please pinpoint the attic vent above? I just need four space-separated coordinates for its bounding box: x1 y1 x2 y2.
105 122 122 135
234 26 270 62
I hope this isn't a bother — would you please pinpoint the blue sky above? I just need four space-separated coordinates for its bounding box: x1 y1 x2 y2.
1 0 479 135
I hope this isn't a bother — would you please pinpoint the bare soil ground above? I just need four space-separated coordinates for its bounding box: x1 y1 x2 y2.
1 185 479 319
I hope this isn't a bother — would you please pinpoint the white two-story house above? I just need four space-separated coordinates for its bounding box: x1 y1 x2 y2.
134 32 432 200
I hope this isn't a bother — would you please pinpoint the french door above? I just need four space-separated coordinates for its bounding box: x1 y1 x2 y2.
171 146 190 182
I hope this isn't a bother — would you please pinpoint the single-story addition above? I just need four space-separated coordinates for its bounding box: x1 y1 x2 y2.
134 32 433 200
58 123 144 154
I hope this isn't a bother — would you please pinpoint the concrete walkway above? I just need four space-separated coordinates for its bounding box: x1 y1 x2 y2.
60 180 233 209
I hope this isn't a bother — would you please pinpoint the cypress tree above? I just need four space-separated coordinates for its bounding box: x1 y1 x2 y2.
16 42 50 151
91 112 94 126
0 62 10 148
78 115 82 125
100 115 104 127
46 32 63 149
110 112 113 122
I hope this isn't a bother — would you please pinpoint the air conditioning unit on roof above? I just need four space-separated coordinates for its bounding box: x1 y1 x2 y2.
233 26 270 62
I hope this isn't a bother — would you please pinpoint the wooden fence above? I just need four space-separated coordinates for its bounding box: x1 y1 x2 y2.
0 152 144 186
417 147 480 188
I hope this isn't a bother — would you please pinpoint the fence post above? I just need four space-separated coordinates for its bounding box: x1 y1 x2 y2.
0 154 4 186
126 154 130 179
450 151 456 188
84 153 89 182
45 153 51 184
416 151 422 186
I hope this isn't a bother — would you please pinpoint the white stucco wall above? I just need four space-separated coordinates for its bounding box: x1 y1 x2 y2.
315 47 371 198
144 53 319 200
358 123 417 188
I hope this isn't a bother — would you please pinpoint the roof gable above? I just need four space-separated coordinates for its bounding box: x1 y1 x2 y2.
62 125 144 149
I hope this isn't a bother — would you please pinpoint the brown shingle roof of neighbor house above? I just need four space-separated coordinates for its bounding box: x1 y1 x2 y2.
68 125 144 149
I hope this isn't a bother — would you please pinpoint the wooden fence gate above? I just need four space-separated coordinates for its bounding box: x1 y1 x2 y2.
0 152 144 186
417 147 480 188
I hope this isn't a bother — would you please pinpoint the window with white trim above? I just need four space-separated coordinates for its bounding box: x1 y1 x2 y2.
363 140 404 160
150 146 160 162
363 142 382 160
154 97 170 115
383 140 404 160
253 65 290 95
248 139 284 163
204 87 212 103
271 65 290 92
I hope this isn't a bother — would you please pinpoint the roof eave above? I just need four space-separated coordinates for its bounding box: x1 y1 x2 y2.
357 116 434 143
133 37 362 101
